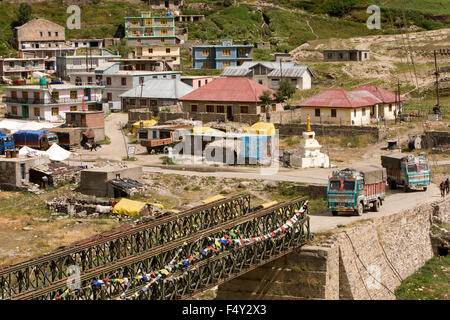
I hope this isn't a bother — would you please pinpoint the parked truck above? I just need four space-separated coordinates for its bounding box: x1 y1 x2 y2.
381 153 431 192
13 130 59 151
0 130 15 154
138 125 193 154
327 166 387 216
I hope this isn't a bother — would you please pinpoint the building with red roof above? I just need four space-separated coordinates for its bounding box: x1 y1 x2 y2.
352 85 404 120
179 77 281 123
298 88 385 125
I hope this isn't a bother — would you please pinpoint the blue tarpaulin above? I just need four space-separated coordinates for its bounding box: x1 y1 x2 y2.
13 130 49 142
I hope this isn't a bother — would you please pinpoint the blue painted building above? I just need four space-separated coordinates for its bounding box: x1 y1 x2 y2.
192 39 253 70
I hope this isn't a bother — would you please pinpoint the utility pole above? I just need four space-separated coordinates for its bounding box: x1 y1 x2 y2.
433 49 440 113
397 79 401 115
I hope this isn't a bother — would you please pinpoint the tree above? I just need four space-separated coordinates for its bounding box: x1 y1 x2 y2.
259 90 273 107
322 0 356 18
17 3 33 26
275 78 296 103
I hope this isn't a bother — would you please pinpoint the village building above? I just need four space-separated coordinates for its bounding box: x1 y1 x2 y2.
69 62 181 110
0 155 50 189
3 83 103 122
174 15 205 23
192 39 254 70
298 89 383 125
56 48 121 80
221 61 314 90
180 76 216 89
69 39 104 49
0 55 46 79
13 18 76 72
323 49 370 62
179 77 282 123
352 85 405 120
109 58 169 72
125 12 181 69
119 78 194 113
255 42 271 50
149 0 184 9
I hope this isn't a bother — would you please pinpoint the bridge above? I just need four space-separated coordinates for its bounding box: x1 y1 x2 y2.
0 194 311 300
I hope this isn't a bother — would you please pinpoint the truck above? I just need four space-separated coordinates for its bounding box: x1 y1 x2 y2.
12 130 59 151
327 166 387 216
0 130 15 154
381 153 431 192
138 125 192 154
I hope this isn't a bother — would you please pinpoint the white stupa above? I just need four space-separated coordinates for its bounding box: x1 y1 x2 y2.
291 115 330 168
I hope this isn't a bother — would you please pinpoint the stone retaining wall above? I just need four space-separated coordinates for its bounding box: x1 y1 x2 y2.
276 123 384 140
216 198 450 300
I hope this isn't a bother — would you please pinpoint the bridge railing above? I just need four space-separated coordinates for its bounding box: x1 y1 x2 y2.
0 193 251 300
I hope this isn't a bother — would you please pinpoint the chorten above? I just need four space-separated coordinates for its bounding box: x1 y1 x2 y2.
291 115 330 168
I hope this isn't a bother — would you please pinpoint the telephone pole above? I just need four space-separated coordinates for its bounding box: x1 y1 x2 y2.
434 50 440 112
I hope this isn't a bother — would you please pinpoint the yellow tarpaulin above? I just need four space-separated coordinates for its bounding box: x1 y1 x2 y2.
132 119 157 134
261 201 278 209
201 194 225 204
242 122 276 136
112 198 147 216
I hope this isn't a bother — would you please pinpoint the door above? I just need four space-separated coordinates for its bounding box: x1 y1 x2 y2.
226 106 233 121
21 105 29 118
165 1 169 8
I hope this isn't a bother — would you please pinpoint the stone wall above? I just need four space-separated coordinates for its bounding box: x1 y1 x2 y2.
159 112 189 123
216 198 449 300
276 123 384 140
421 130 450 148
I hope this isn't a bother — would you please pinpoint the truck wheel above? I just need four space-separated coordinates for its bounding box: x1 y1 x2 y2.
332 211 338 216
146 147 152 154
355 202 363 216
391 181 397 189
372 199 380 212
423 186 427 192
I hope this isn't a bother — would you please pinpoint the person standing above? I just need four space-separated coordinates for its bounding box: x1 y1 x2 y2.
440 181 446 197
445 178 449 195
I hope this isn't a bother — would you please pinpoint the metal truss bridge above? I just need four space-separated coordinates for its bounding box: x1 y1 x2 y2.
0 194 311 300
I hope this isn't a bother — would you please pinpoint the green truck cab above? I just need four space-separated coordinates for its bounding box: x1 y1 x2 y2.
381 153 430 192
327 167 386 216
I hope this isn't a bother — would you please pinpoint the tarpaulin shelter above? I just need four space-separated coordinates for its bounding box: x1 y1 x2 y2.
354 166 387 184
242 122 276 136
112 198 148 217
381 153 412 169
132 119 157 134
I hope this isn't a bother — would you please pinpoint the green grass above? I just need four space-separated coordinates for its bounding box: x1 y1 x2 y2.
395 255 450 300
160 156 175 165
96 136 111 145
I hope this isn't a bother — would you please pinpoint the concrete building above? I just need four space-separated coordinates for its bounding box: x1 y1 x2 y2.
179 77 282 123
149 0 184 9
125 12 181 68
298 89 383 126
352 85 405 120
192 39 254 70
70 62 181 110
56 48 121 80
13 18 76 72
119 78 194 113
80 164 143 198
109 58 169 71
69 39 104 49
174 15 205 23
180 76 215 89
65 110 105 128
323 49 370 62
221 61 314 90
3 84 103 121
0 56 46 79
0 155 50 189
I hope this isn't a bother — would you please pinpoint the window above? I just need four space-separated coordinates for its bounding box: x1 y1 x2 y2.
70 91 77 99
354 109 357 117
88 105 96 111
198 80 201 87
191 105 198 113
121 78 127 86
11 106 17 115
107 93 112 101
52 92 59 101
140 99 147 106
106 77 111 85
40 32 43 37
362 107 366 116
160 38 165 43
33 92 40 101
9 62 14 68
222 61 230 68
206 105 214 113
238 48 247 56
34 107 40 117
87 77 92 84
315 108 320 117
22 61 26 67
48 32 51 36
149 100 157 106
55 32 58 37
161 18 167 25
145 19 152 26
161 28 168 35
240 106 248 114
11 91 17 99
166 48 171 54
129 99 136 105
261 105 265 113
389 104 392 112
331 109 337 117
202 61 210 69
339 53 343 59
148 48 153 54
328 53 332 59
216 105 224 113
202 49 210 56
51 107 59 116
70 106 77 111
272 104 277 112
222 49 231 56
22 91 28 100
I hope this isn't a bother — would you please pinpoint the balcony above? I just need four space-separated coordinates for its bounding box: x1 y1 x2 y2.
2 97 46 104
51 97 102 104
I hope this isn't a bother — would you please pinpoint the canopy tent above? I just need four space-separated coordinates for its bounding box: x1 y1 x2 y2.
112 198 147 217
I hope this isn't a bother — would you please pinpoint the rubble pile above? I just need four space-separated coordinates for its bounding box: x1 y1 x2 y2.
46 196 113 219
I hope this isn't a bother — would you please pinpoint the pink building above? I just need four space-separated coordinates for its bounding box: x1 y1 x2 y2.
3 84 104 122
180 76 216 89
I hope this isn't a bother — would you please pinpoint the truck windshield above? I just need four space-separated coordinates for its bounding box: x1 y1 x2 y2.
48 136 58 142
419 163 429 171
329 180 355 191
407 163 429 173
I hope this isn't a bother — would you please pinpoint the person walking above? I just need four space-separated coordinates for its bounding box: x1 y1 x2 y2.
440 181 446 197
445 178 449 195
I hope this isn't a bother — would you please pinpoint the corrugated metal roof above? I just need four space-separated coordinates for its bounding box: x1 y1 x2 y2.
179 77 274 103
299 89 382 108
221 67 252 77
353 85 405 103
119 79 194 99
221 62 314 78
267 66 310 78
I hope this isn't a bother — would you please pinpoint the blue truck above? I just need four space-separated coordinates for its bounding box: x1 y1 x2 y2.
327 166 387 216
0 130 15 154
12 130 59 151
381 153 431 192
